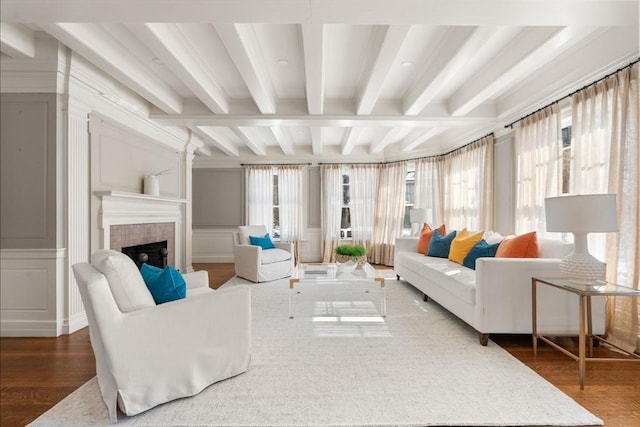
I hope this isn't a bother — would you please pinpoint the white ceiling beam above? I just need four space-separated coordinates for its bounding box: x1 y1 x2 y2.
401 128 446 152
341 128 362 155
231 127 267 156
310 127 323 155
0 22 35 58
270 127 295 155
370 128 407 154
215 23 276 114
2 1 636 26
127 23 229 114
403 26 497 115
357 25 411 115
41 23 183 114
301 24 326 115
449 26 599 117
194 126 240 157
150 112 495 128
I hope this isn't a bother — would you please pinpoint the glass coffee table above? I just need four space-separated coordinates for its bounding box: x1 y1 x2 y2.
289 263 386 319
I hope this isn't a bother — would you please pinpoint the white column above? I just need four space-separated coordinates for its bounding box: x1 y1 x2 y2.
182 139 196 273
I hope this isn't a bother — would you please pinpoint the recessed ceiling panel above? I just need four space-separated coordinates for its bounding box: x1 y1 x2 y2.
325 24 374 100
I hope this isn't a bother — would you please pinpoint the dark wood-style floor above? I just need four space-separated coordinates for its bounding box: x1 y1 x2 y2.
1 263 638 427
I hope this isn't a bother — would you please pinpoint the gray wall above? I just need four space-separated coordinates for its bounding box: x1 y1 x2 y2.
1 93 58 249
193 168 245 227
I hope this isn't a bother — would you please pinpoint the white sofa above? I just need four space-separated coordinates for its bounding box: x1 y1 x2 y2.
393 236 606 345
233 225 295 282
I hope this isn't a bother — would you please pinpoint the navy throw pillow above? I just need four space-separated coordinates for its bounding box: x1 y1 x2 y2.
249 233 275 249
463 239 501 270
427 230 457 258
140 263 187 304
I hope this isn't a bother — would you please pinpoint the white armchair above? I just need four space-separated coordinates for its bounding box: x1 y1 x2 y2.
233 225 295 282
72 250 251 422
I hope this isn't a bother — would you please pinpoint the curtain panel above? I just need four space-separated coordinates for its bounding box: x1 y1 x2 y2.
571 63 639 353
278 166 304 257
414 157 443 231
245 165 274 231
320 164 343 262
514 105 562 236
441 135 494 231
349 164 379 249
371 161 407 266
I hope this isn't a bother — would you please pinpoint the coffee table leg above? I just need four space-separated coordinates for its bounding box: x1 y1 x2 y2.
376 277 386 317
289 279 297 319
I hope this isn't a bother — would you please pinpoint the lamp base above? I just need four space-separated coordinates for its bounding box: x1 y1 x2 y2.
559 252 605 284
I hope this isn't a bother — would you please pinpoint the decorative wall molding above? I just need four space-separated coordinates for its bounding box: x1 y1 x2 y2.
0 248 67 337
192 228 236 263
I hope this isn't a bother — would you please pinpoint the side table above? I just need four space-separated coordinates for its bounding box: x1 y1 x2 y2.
531 277 640 389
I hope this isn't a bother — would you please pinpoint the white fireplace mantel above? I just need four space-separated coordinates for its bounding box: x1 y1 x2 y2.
95 191 189 270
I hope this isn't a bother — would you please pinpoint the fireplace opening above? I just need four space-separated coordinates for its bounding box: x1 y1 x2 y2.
122 240 168 269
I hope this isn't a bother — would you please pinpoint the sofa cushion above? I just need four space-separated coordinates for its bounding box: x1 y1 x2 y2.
261 248 292 264
420 257 476 305
463 239 500 270
417 223 446 254
428 230 457 258
239 225 268 245
91 249 156 312
140 263 187 304
449 229 484 264
496 231 538 258
538 238 573 259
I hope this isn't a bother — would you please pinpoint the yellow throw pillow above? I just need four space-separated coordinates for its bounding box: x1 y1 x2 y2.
448 229 485 265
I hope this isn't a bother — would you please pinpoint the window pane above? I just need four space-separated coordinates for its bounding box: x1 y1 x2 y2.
273 174 279 205
343 185 350 205
405 181 414 205
272 207 280 238
561 126 572 194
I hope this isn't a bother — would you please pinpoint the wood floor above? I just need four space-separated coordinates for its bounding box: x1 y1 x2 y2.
1 263 638 427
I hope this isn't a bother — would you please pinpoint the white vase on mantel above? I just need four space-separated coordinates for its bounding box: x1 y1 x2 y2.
143 175 160 196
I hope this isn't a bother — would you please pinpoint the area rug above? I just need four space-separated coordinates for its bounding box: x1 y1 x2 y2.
29 276 602 426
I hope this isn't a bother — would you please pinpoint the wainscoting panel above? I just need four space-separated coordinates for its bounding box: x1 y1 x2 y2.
0 248 66 337
192 228 236 263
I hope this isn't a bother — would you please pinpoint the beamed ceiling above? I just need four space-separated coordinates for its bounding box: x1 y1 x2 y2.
1 0 638 162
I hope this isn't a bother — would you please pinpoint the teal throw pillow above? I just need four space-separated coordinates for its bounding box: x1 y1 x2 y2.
140 263 186 304
249 233 275 249
463 239 500 270
427 230 457 258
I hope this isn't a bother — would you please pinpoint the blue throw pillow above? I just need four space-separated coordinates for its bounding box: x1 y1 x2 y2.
140 263 186 304
462 239 500 270
249 233 275 249
427 230 457 258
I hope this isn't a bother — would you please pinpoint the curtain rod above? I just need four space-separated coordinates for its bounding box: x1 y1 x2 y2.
240 162 312 167
504 59 639 129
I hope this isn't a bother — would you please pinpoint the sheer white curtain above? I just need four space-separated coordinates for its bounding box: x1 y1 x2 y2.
245 165 273 230
571 63 639 352
371 161 407 265
442 135 494 231
321 164 343 262
349 164 378 249
278 165 304 246
414 157 443 230
514 105 562 236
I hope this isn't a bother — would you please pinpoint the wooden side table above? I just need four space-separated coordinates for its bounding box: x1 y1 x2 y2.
531 277 640 389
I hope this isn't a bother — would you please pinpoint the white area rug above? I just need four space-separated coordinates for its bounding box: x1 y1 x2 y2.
29 275 602 426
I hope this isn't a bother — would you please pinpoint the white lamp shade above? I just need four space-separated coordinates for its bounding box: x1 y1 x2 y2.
545 194 618 233
410 208 427 224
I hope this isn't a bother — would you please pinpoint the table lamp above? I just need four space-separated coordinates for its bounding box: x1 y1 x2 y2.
409 208 427 236
544 194 618 283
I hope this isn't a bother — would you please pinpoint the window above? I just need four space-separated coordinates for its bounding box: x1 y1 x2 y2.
561 125 572 194
340 173 351 239
402 170 415 236
272 173 280 239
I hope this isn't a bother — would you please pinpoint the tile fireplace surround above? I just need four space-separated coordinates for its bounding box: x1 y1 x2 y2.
96 191 187 270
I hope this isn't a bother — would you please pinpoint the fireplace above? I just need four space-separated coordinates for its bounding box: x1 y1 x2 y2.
122 240 168 269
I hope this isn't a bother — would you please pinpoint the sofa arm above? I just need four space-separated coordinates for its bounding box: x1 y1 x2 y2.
274 241 294 254
182 270 209 290
394 237 419 254
474 258 578 334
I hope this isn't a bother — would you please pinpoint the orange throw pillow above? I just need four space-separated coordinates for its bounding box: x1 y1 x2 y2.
417 224 446 254
495 231 539 258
